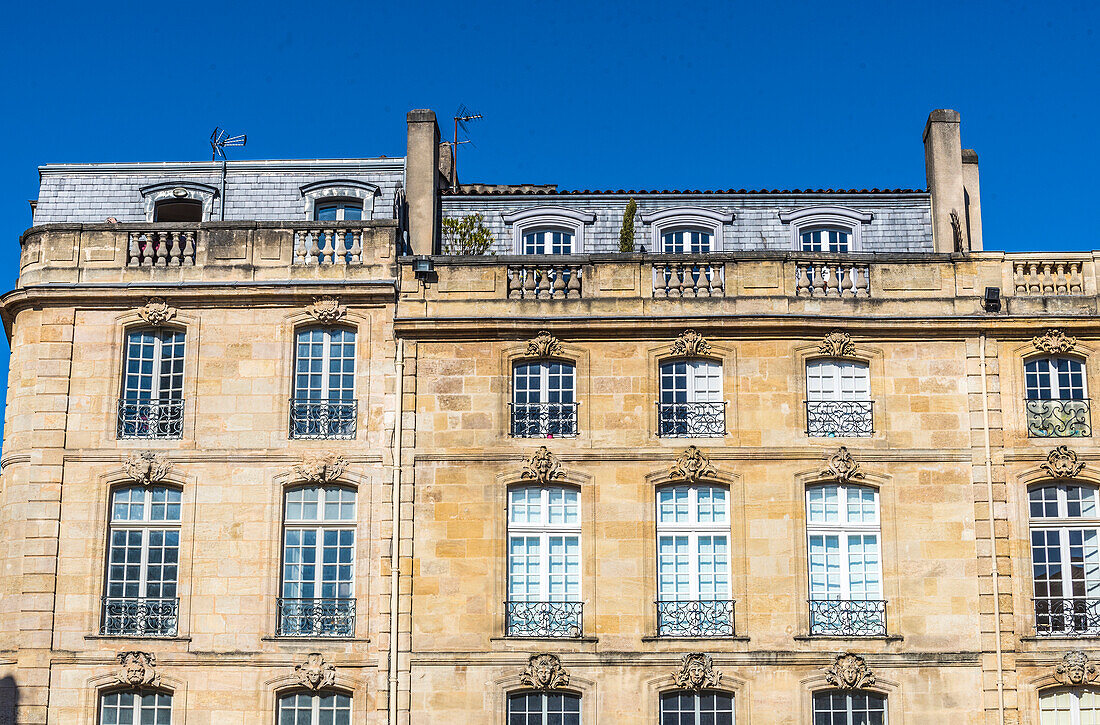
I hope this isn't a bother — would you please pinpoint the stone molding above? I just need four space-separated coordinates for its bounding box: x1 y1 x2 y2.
1032 329 1077 355
520 654 570 690
669 446 717 484
307 296 347 324
821 447 865 483
1054 651 1099 686
138 298 177 327
818 331 857 358
293 452 349 485
1041 445 1085 480
670 329 712 357
526 331 564 358
115 651 160 689
824 653 875 690
672 653 722 691
294 653 337 691
521 446 563 487
123 452 173 486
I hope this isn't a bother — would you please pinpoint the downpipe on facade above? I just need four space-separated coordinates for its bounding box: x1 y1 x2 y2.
389 338 404 725
980 332 1006 725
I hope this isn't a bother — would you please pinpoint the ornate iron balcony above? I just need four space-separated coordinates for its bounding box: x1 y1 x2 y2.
277 597 356 638
117 398 184 439
657 402 727 437
808 599 887 636
1035 597 1100 636
505 601 583 638
1026 398 1092 438
806 400 874 438
510 403 578 438
101 597 179 637
656 599 735 637
289 399 357 439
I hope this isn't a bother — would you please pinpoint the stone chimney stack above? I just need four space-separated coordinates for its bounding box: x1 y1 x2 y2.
406 109 441 255
923 109 981 253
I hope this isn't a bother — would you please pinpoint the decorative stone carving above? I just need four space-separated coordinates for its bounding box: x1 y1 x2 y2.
670 329 712 357
818 331 856 358
526 331 564 358
821 447 865 483
669 446 717 484
824 653 876 690
1033 329 1077 355
1054 650 1100 686
115 651 159 689
520 654 570 690
521 446 563 486
950 210 964 251
1041 445 1085 480
123 452 172 486
138 298 176 327
294 452 349 484
308 296 347 324
294 653 337 691
673 653 722 691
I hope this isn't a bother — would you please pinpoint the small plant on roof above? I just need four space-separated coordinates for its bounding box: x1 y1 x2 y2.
442 213 495 255
619 198 637 253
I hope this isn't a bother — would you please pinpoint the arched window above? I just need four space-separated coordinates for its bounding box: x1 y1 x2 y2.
277 691 352 725
660 691 734 724
506 485 582 637
507 692 580 725
801 227 851 252
279 485 357 638
1041 688 1100 723
290 327 357 439
153 199 202 222
1025 356 1091 438
511 361 577 438
100 690 172 724
805 359 872 438
662 229 712 254
1030 483 1100 636
658 359 724 437
314 201 363 221
102 485 181 637
812 691 886 725
118 328 186 440
779 206 872 251
523 229 574 255
656 484 733 637
807 483 885 636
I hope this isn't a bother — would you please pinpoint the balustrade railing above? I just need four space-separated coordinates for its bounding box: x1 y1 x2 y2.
117 398 185 439
505 601 583 638
806 400 874 437
277 597 356 638
808 599 887 637
127 231 196 267
101 597 179 637
289 399 358 439
795 262 870 297
1014 259 1086 296
294 226 365 265
510 402 578 438
657 402 727 437
1035 597 1100 636
506 265 583 299
1026 398 1092 438
656 600 735 637
652 262 725 298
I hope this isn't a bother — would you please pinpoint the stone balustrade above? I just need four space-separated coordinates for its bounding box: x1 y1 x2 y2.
294 226 366 265
652 262 724 298
1013 258 1086 296
794 261 871 297
128 230 196 266
506 264 583 300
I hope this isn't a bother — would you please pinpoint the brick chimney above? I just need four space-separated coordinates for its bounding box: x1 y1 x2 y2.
923 109 981 253
406 109 441 255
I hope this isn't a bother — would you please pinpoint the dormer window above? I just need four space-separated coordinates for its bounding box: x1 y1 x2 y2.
154 199 203 223
662 229 711 254
315 201 363 222
523 229 573 255
640 208 733 253
502 207 596 254
780 206 873 252
801 227 850 253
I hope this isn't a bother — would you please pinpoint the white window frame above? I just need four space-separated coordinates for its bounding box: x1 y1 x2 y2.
106 485 182 601
1040 688 1100 724
812 691 887 725
299 179 379 220
313 200 365 221
1025 356 1088 400
1029 484 1100 633
281 485 357 600
507 485 582 603
507 692 581 724
806 359 871 402
511 360 578 438
778 206 873 251
277 691 353 725
99 690 173 724
293 327 357 402
656 484 731 602
659 691 735 724
639 207 734 252
122 328 186 403
139 182 218 222
806 484 882 601
502 207 596 254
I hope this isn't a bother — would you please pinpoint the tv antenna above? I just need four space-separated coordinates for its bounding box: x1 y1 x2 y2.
209 127 247 220
451 105 482 192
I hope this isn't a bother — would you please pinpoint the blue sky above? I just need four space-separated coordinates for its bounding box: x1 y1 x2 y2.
0 0 1096 433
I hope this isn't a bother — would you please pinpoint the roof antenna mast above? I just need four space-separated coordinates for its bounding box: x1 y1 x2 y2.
452 106 482 192
209 127 248 220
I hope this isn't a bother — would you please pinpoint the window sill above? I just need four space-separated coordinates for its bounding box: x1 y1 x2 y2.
794 635 902 642
86 634 191 642
262 636 370 643
491 636 598 643
1021 635 1100 641
642 635 749 642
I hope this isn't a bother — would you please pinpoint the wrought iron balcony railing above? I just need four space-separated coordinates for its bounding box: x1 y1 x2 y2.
808 599 887 636
656 599 735 637
510 402 578 438
101 597 179 637
289 399 357 439
806 400 874 438
277 597 356 638
117 398 185 439
1035 597 1100 636
505 601 583 638
657 402 727 437
1026 398 1092 438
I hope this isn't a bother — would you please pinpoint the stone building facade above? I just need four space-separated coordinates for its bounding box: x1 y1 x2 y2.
0 108 1096 725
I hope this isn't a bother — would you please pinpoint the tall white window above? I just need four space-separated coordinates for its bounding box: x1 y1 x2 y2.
660 691 734 725
278 692 352 725
807 484 885 636
812 691 886 725
1030 483 1100 636
507 692 580 725
801 227 850 252
507 485 582 637
658 360 724 437
656 484 733 637
806 359 872 437
662 229 711 254
291 327 357 439
102 485 181 637
118 329 185 439
1025 356 1091 438
523 229 573 254
280 486 357 637
100 691 172 725
512 361 577 438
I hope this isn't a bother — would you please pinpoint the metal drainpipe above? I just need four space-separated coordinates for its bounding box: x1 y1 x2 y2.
980 332 1006 725
389 338 405 725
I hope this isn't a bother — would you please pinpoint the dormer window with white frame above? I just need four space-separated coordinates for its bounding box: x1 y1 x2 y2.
139 182 218 222
779 206 874 252
300 180 379 221
640 207 734 253
502 207 596 254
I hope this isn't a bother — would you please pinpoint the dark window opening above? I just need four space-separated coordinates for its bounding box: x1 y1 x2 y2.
154 199 202 222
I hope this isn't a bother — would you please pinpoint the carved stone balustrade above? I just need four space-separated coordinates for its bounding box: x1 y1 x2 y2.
795 261 871 297
506 264 583 300
652 262 725 298
294 226 365 265
1014 258 1087 296
128 230 196 266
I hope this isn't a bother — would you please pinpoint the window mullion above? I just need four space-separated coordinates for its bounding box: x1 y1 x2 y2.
151 335 164 400
320 331 332 400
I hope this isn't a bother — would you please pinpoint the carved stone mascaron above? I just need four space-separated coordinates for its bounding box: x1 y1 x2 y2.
673 652 722 691
115 651 159 689
821 447 865 483
526 331 564 358
295 653 337 691
824 653 876 690
138 298 176 327
520 653 570 690
670 329 712 357
1055 651 1100 685
123 452 172 486
294 452 349 484
308 296 347 324
521 446 563 486
1041 445 1085 480
669 446 717 484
